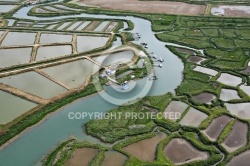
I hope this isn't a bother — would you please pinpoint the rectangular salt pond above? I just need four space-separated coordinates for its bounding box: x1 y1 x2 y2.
66 21 82 30
46 24 58 30
35 45 72 61
0 90 37 125
0 5 17 13
76 21 91 31
42 59 95 88
56 22 71 30
1 32 36 46
193 66 218 76
77 36 109 53
220 89 240 101
0 47 32 68
179 107 208 127
39 33 72 44
240 85 250 96
94 21 110 32
164 101 188 122
225 103 250 119
6 19 15 26
217 73 242 86
0 71 67 99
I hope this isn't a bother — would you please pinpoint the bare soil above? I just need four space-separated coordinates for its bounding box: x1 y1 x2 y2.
80 0 206 16
65 148 99 166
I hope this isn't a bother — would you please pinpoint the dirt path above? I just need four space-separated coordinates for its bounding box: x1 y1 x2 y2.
80 0 205 16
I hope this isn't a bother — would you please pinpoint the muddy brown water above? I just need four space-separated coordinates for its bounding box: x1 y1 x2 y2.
123 132 167 161
228 150 250 166
188 56 203 63
102 151 127 166
64 148 99 166
164 138 208 165
204 115 231 141
176 47 195 55
222 121 248 152
192 92 216 104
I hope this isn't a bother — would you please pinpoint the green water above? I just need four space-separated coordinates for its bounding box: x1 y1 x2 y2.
0 90 37 124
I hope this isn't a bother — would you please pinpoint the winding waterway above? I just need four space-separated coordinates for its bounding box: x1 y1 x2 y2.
0 4 185 166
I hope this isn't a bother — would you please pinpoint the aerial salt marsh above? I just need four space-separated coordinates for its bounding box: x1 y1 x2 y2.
217 73 242 86
102 151 127 166
41 59 95 88
35 45 72 61
179 107 208 127
39 33 72 44
222 121 248 152
0 71 67 99
77 36 109 53
220 89 240 101
163 101 188 121
164 138 209 164
204 115 231 141
225 103 250 119
1 32 36 46
0 90 37 125
0 47 32 68
123 132 167 161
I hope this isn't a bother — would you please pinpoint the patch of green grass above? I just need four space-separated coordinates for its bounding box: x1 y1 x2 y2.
201 28 219 37
211 38 235 50
176 79 216 95
205 49 243 61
